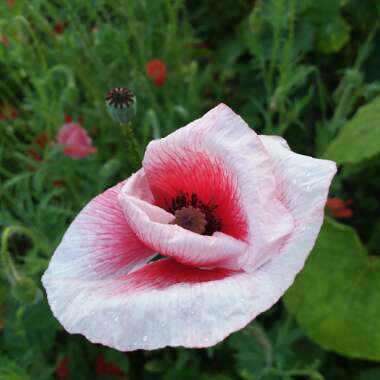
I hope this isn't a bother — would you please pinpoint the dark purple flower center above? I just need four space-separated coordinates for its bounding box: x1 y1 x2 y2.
167 192 221 235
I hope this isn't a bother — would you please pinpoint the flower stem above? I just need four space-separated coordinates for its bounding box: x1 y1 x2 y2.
121 122 142 167
1 227 28 284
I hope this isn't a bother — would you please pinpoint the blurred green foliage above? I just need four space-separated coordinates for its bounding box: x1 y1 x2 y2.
1 0 380 379
285 218 380 361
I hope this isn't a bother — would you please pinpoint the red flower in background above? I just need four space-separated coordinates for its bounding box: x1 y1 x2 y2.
96 354 123 377
145 59 167 86
29 132 49 162
56 357 70 379
0 103 17 120
0 35 9 48
326 197 353 219
54 22 65 34
7 0 16 8
53 180 65 188
56 122 96 159
64 114 73 123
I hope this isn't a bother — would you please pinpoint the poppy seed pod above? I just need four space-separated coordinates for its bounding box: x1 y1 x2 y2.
105 87 137 124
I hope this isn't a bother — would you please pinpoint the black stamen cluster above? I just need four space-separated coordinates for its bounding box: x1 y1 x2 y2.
167 192 221 236
105 87 134 109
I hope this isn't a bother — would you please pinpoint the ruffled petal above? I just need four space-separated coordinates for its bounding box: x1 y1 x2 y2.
143 104 294 270
119 172 248 270
42 258 262 350
42 173 154 282
258 134 336 274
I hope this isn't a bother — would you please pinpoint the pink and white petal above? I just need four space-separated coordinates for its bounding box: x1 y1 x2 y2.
43 140 335 352
142 104 294 271
42 172 154 283
41 258 274 351
259 134 337 274
119 184 248 269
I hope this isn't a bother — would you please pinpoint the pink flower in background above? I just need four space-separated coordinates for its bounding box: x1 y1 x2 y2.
42 104 336 351
56 122 96 159
145 59 167 86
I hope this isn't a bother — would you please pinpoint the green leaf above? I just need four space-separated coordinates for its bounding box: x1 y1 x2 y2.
229 324 274 380
285 217 380 361
199 375 234 380
103 348 129 373
316 16 350 54
0 356 31 380
324 96 380 164
356 368 380 380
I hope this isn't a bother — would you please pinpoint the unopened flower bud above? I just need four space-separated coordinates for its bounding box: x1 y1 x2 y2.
105 87 137 124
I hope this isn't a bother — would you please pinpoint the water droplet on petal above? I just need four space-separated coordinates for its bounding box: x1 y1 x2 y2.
142 335 148 342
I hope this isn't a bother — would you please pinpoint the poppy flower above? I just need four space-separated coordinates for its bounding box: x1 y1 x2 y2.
52 180 65 188
326 197 353 219
64 114 73 123
54 22 65 35
56 357 70 379
28 132 50 163
0 103 17 120
56 122 96 159
145 59 167 86
96 354 123 377
42 104 336 351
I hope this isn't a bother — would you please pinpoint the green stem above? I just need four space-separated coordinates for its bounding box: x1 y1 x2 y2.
1 226 34 284
121 122 142 167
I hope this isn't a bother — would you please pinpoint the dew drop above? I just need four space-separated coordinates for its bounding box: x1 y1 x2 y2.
142 335 148 342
